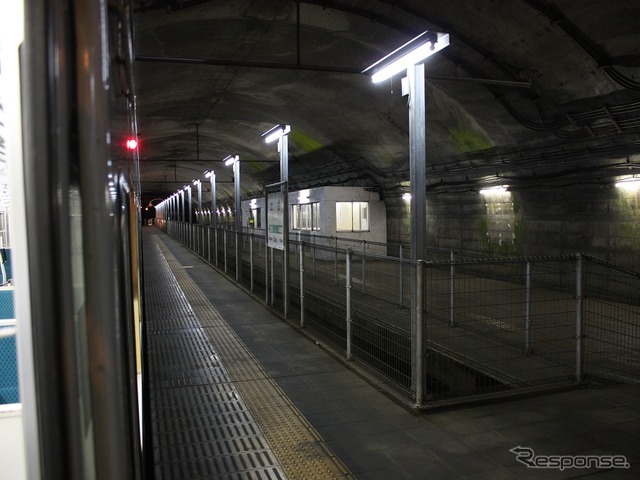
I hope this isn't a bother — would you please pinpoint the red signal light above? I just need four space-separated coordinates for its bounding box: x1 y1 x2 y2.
126 138 138 150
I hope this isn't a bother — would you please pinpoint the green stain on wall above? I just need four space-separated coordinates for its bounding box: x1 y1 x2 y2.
289 129 323 153
479 218 488 237
244 160 269 173
514 221 522 242
618 222 640 238
450 129 492 153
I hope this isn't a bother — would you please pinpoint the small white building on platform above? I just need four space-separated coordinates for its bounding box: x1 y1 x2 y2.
241 186 386 244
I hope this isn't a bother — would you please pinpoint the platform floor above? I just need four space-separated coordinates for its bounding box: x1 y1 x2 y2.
143 228 640 479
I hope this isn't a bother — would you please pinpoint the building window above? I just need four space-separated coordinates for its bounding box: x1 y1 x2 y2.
292 202 320 231
336 201 369 232
249 207 261 228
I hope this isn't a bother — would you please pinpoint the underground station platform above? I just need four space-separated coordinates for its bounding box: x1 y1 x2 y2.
142 227 640 479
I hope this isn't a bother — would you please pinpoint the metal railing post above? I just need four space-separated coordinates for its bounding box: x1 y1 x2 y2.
250 232 254 293
312 234 316 278
449 250 456 327
207 227 211 263
399 244 404 307
284 234 289 319
224 229 228 274
346 249 353 360
575 253 585 382
415 260 426 408
361 239 366 292
525 261 532 354
214 228 219 267
334 237 338 285
265 243 270 306
297 232 301 268
235 231 240 282
300 241 305 328
270 248 275 306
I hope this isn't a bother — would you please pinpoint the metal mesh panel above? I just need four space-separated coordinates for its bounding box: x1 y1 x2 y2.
226 230 238 279
0 288 18 404
349 252 412 390
0 289 14 319
238 231 268 298
583 257 640 382
299 243 347 351
287 241 302 320
0 323 19 404
423 257 578 402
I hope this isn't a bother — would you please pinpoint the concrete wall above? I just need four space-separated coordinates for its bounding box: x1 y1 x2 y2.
385 184 640 270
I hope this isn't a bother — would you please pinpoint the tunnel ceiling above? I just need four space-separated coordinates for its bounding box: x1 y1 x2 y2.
131 0 640 207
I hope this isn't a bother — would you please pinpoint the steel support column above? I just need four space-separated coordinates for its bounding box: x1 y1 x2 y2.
408 62 426 399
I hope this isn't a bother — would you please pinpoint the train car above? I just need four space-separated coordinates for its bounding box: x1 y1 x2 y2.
1 1 146 479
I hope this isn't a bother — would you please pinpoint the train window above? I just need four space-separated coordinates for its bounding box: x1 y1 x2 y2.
0 212 8 248
336 201 369 232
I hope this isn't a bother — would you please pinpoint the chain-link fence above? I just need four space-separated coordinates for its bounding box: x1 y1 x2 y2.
583 257 640 383
165 221 640 406
423 256 580 403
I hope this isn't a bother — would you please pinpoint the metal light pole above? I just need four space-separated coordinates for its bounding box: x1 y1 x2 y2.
194 179 202 224
180 188 185 222
186 185 192 224
205 170 217 227
173 193 178 224
263 124 291 317
186 185 192 248
224 155 241 281
364 31 449 408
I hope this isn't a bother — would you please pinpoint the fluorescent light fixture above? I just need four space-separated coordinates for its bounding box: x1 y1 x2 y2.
479 185 508 195
402 193 411 201
363 31 450 84
204 170 214 178
262 124 291 144
223 154 239 166
615 178 640 191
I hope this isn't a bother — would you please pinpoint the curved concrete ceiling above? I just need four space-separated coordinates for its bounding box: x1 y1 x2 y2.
132 0 640 206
